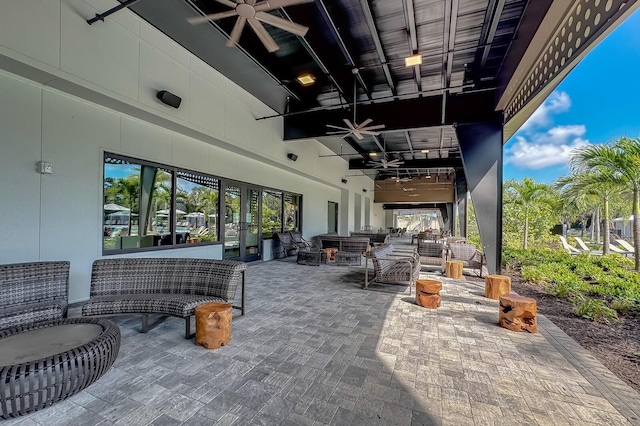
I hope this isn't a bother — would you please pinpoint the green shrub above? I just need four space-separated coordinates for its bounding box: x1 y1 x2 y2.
572 295 619 323
610 297 637 314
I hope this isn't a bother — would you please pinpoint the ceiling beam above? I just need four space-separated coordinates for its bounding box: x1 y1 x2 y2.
316 0 371 99
284 90 499 140
480 0 506 68
404 131 416 159
349 157 463 170
359 0 396 97
403 0 421 92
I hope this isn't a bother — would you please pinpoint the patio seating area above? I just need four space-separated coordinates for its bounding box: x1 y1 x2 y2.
8 251 640 425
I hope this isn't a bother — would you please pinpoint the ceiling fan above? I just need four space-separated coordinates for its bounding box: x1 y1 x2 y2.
326 69 385 140
187 0 313 53
370 157 403 169
368 135 404 169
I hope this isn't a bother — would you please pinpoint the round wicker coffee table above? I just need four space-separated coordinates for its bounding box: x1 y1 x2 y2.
0 317 120 419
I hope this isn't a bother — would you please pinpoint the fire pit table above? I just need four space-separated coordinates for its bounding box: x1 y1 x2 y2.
0 318 120 419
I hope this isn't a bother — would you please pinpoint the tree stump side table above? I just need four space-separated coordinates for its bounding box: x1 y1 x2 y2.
499 294 537 333
445 261 464 279
485 275 511 299
195 302 232 349
415 279 442 309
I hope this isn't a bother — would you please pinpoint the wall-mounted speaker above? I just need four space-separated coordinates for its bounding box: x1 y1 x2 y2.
156 90 182 109
287 153 298 161
341 178 348 184
362 189 368 193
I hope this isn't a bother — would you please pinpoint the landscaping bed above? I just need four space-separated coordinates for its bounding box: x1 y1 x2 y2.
492 248 640 392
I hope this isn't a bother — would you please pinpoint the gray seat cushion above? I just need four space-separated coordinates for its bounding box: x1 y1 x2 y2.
82 294 227 318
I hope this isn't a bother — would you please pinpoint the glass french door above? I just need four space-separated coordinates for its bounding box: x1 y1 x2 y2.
223 184 261 261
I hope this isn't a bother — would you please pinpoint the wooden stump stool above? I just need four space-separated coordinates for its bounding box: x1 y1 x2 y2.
195 302 232 349
445 261 464 279
499 294 537 333
415 279 442 309
485 275 511 299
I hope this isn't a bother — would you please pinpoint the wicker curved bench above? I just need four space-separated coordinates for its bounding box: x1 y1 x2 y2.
0 317 120 419
81 258 247 338
0 261 70 330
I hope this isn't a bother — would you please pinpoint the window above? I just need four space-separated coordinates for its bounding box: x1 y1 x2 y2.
262 190 282 238
103 154 219 253
261 190 301 238
284 193 300 231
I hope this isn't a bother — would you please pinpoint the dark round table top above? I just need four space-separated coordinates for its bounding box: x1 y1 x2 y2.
0 323 103 366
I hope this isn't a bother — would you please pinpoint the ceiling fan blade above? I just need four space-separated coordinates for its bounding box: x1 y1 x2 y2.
246 0 257 5
255 0 315 12
358 130 381 136
187 10 238 24
361 124 385 131
255 12 309 36
326 124 349 131
215 0 240 8
226 17 247 47
388 164 401 167
343 119 357 131
248 19 279 52
357 118 373 129
352 130 364 140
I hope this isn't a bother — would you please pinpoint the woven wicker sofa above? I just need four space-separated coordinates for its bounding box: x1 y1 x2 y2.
364 245 420 293
350 232 389 244
0 261 70 330
81 258 247 338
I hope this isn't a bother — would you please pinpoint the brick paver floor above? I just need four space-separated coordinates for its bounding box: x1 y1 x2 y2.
8 243 640 425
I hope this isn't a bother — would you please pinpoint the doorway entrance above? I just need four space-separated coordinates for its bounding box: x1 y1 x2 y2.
223 184 261 261
328 201 338 233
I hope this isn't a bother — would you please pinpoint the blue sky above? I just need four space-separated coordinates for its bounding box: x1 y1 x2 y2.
503 9 640 183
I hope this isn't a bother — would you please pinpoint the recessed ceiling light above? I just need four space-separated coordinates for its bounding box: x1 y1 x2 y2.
296 73 315 86
421 149 429 153
405 54 422 67
370 152 378 156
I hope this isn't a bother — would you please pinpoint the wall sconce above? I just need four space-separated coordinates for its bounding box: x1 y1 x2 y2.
287 153 298 161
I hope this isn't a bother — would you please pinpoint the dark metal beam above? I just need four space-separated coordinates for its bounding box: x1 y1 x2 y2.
284 90 500 140
359 0 396 97
316 0 371 99
480 0 506 68
349 157 463 170
404 131 415 159
402 0 421 92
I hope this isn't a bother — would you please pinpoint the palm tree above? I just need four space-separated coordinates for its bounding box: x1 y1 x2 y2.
504 178 554 249
571 137 640 270
555 172 623 255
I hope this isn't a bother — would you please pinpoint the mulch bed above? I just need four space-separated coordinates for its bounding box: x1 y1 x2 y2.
469 272 640 393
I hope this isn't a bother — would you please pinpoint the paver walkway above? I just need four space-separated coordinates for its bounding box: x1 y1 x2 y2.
7 246 640 425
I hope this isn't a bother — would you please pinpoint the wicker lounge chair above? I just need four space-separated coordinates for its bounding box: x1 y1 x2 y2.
447 242 485 277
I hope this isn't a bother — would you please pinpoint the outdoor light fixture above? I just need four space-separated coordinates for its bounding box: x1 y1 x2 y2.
362 189 367 193
287 153 298 161
296 73 315 86
404 54 422 67
369 152 378 156
421 149 429 153
341 178 348 184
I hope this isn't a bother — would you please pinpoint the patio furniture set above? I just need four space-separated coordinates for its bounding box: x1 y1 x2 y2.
1 257 248 419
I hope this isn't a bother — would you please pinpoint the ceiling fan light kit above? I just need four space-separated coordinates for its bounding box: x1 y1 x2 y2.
188 0 313 53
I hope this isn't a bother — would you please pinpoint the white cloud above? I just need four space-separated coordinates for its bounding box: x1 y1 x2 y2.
505 125 589 169
520 91 571 132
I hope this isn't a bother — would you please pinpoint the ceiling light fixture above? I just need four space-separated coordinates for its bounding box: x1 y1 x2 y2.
369 152 378 157
405 54 422 67
296 73 316 86
421 149 429 153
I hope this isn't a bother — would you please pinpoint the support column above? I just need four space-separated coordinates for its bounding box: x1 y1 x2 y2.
456 119 503 275
458 196 468 238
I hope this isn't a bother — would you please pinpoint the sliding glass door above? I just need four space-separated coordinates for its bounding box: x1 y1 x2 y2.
223 183 261 261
